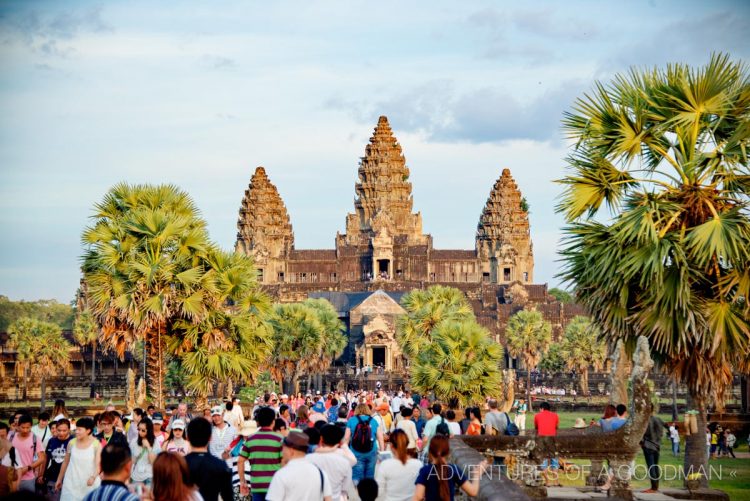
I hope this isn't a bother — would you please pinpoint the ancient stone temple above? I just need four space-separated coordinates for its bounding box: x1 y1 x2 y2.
236 116 582 366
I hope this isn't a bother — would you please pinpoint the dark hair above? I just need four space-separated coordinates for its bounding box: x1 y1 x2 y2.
446 410 456 420
100 443 132 475
428 435 451 501
602 404 617 420
76 417 95 434
331 398 338 406
338 406 348 419
357 478 379 501
304 426 320 447
56 419 71 429
100 411 116 424
138 417 156 448
616 404 627 416
186 418 212 447
263 393 271 403
431 403 442 416
279 405 290 416
389 428 409 465
256 407 276 427
273 418 287 432
313 419 327 431
401 406 413 418
133 408 145 418
464 407 472 419
147 405 155 411
225 402 233 411
38 412 50 422
152 452 193 501
470 407 482 420
0 421 9 432
320 424 344 446
540 402 551 411
18 414 33 426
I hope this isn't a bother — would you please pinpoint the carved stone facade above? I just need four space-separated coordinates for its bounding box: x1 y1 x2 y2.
236 116 584 364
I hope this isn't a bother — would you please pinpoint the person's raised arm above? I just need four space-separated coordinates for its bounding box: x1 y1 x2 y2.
460 460 488 497
377 427 385 452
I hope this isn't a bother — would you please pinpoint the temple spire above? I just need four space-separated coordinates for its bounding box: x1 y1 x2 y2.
344 116 425 243
236 166 294 259
476 168 534 283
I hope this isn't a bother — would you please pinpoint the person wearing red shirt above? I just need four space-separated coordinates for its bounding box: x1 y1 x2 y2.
534 402 560 487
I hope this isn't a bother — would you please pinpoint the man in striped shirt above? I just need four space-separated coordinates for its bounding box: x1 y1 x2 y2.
83 444 139 501
238 407 283 501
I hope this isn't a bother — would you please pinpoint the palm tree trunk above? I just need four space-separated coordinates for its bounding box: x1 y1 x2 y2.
684 388 709 488
526 361 533 412
90 341 97 399
581 368 589 396
147 327 167 409
40 376 46 412
23 363 28 402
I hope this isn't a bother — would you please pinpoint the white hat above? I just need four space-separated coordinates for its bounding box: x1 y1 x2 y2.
171 419 186 430
211 406 223 416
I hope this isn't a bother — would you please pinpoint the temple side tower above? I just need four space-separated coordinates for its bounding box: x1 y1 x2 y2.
236 166 294 284
344 116 428 246
476 168 534 283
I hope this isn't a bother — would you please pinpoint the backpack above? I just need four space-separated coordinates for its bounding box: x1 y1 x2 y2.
327 405 339 424
503 413 519 436
435 417 450 437
351 416 373 453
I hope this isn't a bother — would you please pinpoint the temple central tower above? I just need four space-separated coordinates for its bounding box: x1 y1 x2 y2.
343 116 427 246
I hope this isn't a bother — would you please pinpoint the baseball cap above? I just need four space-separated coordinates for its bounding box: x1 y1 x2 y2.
211 406 223 416
152 413 164 424
171 419 186 430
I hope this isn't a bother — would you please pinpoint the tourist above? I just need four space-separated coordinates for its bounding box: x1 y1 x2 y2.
52 400 70 423
458 408 471 435
162 419 189 455
669 422 680 456
265 432 332 501
375 429 421 501
126 409 145 443
32 412 51 446
238 407 283 500
152 414 168 449
445 410 461 437
724 429 737 458
514 398 528 432
151 452 202 501
129 416 160 488
307 424 354 501
96 412 128 450
641 415 666 493
229 420 255 501
184 418 233 501
597 404 617 429
375 402 393 436
326 399 340 424
395 407 419 457
10 414 45 493
309 401 328 426
166 403 192 433
421 403 449 457
274 418 289 436
345 403 383 483
357 478 378 501
226 397 245 430
278 405 292 427
466 407 483 436
295 405 311 430
484 399 508 436
43 418 73 500
717 425 726 457
610 404 628 431
81 443 139 501
209 405 237 463
56 416 101 500
413 435 485 500
534 402 560 487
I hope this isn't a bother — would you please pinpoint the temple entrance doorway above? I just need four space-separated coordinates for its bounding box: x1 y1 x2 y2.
372 346 386 367
377 259 390 278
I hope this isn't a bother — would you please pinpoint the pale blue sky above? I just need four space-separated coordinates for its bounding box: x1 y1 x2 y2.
1 0 748 302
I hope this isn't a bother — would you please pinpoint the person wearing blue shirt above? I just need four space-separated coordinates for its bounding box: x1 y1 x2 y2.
344 404 384 483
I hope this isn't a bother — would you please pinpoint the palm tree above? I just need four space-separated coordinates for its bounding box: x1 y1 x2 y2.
73 310 99 398
559 316 607 396
505 309 552 411
304 298 347 378
411 319 503 408
538 342 565 374
8 318 71 409
81 183 213 408
397 285 473 360
557 53 750 486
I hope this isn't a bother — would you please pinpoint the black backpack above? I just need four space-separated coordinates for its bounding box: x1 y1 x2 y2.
435 417 450 436
351 416 373 452
503 413 520 436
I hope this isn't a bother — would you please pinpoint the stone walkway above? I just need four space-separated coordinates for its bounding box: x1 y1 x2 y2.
545 486 725 501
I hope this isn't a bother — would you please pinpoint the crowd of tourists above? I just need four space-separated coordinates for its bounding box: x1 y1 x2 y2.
0 390 731 500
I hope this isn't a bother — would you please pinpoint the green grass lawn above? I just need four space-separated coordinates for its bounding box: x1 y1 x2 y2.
515 412 750 500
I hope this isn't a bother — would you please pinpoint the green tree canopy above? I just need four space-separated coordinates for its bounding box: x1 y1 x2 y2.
538 342 565 374
557 53 750 485
505 308 552 410
0 296 74 331
548 288 574 304
559 316 607 395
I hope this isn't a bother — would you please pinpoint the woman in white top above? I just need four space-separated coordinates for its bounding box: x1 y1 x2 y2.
162 419 189 455
56 417 101 501
446 410 462 436
375 429 421 501
395 407 419 457
129 417 161 487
